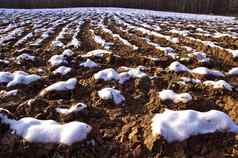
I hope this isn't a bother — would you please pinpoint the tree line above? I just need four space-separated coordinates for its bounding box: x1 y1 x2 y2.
0 0 238 15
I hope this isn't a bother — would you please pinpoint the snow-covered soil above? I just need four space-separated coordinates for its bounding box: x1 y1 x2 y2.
0 7 238 158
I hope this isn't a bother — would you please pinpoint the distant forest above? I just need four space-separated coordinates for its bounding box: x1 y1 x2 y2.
0 0 238 15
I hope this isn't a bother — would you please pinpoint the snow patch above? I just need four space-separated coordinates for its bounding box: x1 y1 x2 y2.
203 80 233 91
178 77 201 85
56 103 87 115
191 67 224 77
0 89 18 97
81 49 112 58
157 47 176 58
40 78 77 93
152 109 238 142
228 67 238 75
227 49 238 58
0 59 10 64
168 61 189 72
169 29 190 36
0 71 41 88
48 55 68 67
94 67 147 83
53 66 72 76
80 59 98 68
159 89 192 103
118 67 147 84
189 52 210 63
16 53 35 64
51 40 64 48
62 49 74 57
94 68 119 81
0 110 92 145
98 88 125 105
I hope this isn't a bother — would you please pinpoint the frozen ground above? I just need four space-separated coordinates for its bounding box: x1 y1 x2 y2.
0 7 237 22
0 7 238 158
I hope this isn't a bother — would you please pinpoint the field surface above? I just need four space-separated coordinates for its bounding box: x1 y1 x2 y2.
0 8 238 158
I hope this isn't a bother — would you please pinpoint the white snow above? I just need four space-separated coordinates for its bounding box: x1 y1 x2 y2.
94 67 147 83
196 28 207 33
191 67 224 77
80 59 98 68
56 103 87 115
40 78 77 94
94 35 106 47
62 49 74 57
94 68 119 81
159 89 192 103
227 49 238 58
118 72 131 84
151 109 238 142
0 89 18 96
112 34 138 50
16 53 35 64
1 8 235 25
189 52 210 63
203 80 233 91
90 29 112 49
0 27 24 46
0 59 10 64
228 67 238 75
15 32 34 46
51 40 64 48
67 25 81 48
98 87 125 105
49 49 73 67
50 23 77 49
0 71 41 88
118 67 147 84
7 73 41 88
0 72 13 83
0 109 92 145
179 77 201 84
169 29 189 36
191 67 210 75
125 67 147 78
81 49 112 58
53 66 72 76
67 37 81 48
213 32 233 38
157 47 176 58
168 61 189 72
166 63 225 78
48 54 68 67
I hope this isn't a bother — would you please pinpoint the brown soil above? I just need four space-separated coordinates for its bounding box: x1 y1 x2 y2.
0 9 237 158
